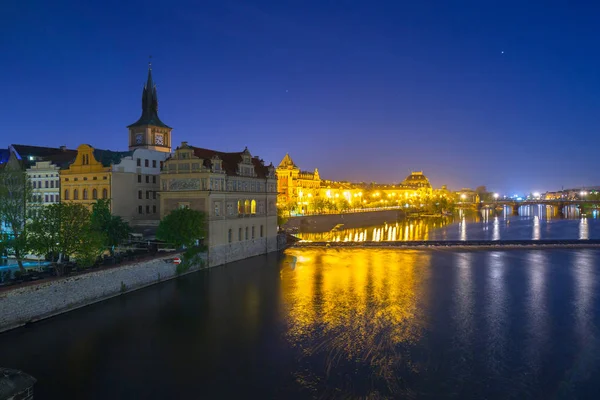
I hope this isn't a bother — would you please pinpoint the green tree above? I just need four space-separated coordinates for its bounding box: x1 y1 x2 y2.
28 203 94 274
156 208 206 249
90 199 131 252
0 160 32 273
75 227 105 268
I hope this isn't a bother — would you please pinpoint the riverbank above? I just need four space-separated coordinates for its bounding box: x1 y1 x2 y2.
293 239 600 250
0 253 205 334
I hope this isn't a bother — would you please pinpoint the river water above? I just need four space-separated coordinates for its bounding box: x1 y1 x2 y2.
1 214 600 399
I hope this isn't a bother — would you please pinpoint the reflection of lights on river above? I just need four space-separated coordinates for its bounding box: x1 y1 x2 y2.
532 216 540 240
459 217 467 241
579 218 589 240
493 217 500 241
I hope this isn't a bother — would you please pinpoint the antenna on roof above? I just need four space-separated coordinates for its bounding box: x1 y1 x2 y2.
148 55 152 70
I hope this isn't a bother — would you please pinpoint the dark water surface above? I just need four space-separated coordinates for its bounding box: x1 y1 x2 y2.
2 246 600 399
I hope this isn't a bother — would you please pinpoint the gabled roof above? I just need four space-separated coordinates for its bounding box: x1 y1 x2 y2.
11 144 78 169
190 146 272 178
278 153 297 168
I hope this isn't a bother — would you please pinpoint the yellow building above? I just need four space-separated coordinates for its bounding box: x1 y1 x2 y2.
276 154 321 206
369 172 434 206
59 144 122 208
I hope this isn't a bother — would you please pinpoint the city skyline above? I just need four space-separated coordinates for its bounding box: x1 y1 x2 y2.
3 1 600 194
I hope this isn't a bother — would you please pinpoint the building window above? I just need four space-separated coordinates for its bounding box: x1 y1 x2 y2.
227 203 233 215
64 189 69 200
45 195 48 202
252 226 255 239
238 200 243 214
214 202 220 216
152 176 156 184
153 205 156 214
146 205 150 214
153 191 157 200
245 227 249 240
45 181 48 188
260 225 264 237
74 178 78 181
138 175 142 183
65 178 69 182
152 160 157 168
83 189 88 200
160 161 164 170
238 228 242 241
74 189 78 200
146 191 150 199
228 229 232 243
92 189 97 199
83 177 87 181
244 199 250 214
103 176 107 180
93 177 97 180
138 190 142 199
138 206 142 214
145 159 149 167
146 176 150 183
251 199 256 214
50 180 54 188
137 158 141 166
102 188 108 199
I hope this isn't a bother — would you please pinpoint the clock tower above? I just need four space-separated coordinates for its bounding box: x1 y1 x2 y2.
127 63 172 152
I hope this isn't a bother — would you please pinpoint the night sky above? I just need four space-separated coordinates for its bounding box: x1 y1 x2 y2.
3 0 600 194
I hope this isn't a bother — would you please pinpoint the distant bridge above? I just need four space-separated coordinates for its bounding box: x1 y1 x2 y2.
459 199 600 216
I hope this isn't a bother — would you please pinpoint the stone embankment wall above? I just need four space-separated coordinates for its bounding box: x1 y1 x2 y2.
209 236 280 267
0 253 206 333
284 209 404 232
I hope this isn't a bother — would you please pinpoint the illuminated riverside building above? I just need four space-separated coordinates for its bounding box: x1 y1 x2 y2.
159 142 278 266
276 153 321 205
454 188 480 204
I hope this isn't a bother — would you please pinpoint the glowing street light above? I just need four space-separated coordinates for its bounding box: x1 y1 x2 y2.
533 192 540 199
493 193 499 199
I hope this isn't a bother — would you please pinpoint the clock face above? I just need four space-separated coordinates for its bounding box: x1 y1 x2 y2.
135 134 143 144
155 134 164 145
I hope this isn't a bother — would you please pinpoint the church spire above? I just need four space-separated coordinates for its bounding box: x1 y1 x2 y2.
128 62 171 128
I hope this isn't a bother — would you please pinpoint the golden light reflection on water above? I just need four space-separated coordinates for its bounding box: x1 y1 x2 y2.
296 217 454 242
280 248 431 394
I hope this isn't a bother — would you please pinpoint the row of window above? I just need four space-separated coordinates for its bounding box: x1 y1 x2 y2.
138 205 157 214
64 176 108 181
138 190 157 200
136 159 164 169
31 194 59 203
215 200 265 217
31 180 59 189
30 174 58 178
138 175 157 184
227 225 264 243
64 188 108 200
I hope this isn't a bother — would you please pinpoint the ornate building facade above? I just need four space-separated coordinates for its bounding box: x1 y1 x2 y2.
276 153 320 205
159 142 278 266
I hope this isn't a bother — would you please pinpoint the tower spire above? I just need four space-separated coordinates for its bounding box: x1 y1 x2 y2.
127 60 170 129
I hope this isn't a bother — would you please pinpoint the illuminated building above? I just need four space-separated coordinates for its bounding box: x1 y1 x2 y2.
276 153 320 206
159 142 278 266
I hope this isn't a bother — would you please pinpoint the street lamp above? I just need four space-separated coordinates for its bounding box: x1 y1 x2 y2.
460 194 466 203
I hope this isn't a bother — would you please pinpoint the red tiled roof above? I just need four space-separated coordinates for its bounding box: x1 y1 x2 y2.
191 146 271 178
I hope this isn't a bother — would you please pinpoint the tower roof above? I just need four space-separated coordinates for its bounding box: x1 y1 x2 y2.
127 63 171 129
278 153 297 168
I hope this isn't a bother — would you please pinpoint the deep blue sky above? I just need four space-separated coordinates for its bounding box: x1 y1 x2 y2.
2 0 600 194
